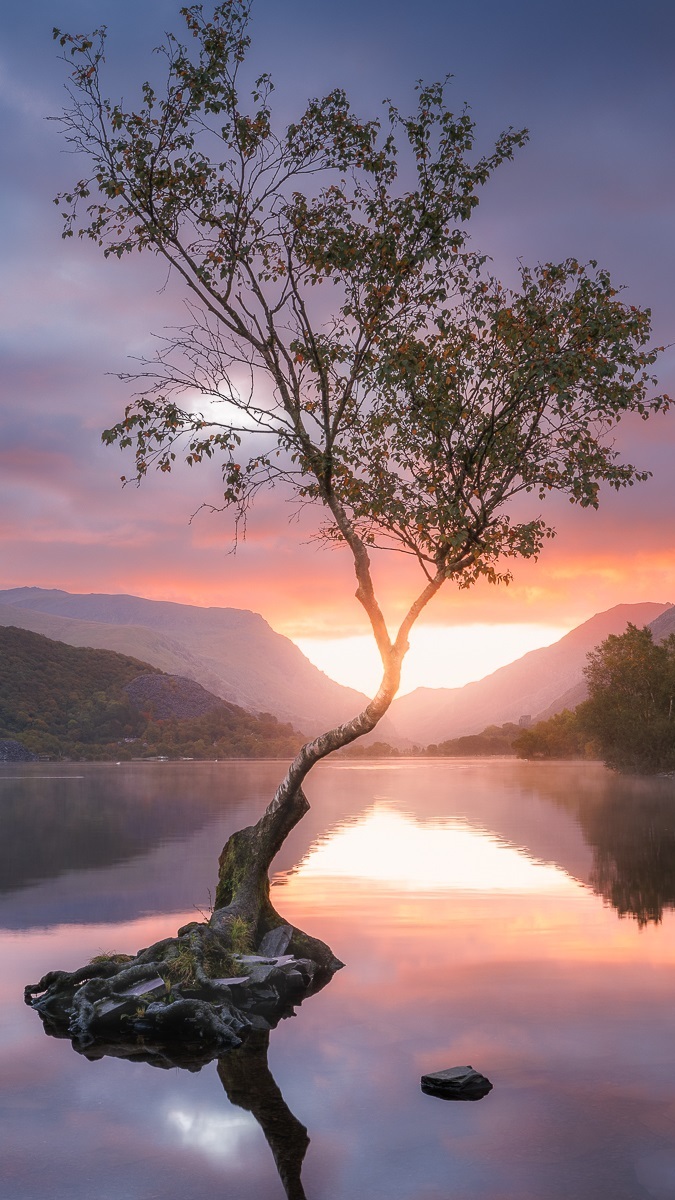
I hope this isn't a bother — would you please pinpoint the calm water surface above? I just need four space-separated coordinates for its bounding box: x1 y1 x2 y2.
3 758 675 1200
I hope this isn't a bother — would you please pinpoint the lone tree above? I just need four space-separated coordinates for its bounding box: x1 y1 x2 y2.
27 1 670 1041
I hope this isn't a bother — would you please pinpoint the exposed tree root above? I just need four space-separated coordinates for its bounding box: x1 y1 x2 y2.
25 785 342 1058
25 917 341 1058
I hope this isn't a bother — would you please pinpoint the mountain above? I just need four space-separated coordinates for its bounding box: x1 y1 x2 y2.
647 606 675 643
4 587 669 749
390 602 672 745
534 602 675 723
0 624 305 759
0 602 237 700
534 679 588 723
0 623 157 756
0 587 393 739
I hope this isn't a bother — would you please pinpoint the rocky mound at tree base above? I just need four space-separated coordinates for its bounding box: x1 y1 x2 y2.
24 921 342 1063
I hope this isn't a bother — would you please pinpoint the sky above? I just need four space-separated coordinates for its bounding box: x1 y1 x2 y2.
1 0 675 694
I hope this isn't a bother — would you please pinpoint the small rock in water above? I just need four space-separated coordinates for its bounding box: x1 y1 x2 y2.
421 1066 493 1101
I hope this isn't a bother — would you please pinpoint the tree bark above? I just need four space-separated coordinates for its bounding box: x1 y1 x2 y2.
209 562 446 967
209 658 402 964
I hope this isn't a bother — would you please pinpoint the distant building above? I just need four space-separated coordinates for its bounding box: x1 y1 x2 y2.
518 715 532 728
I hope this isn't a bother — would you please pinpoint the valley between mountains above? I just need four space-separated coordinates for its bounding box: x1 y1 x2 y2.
1 587 671 748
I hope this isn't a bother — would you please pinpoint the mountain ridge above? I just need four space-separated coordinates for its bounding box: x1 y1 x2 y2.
0 587 397 740
0 624 305 759
2 587 670 747
389 602 672 744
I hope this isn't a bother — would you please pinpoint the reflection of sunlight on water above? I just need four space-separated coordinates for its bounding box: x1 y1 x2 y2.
324 760 416 771
166 1108 257 1159
291 804 580 895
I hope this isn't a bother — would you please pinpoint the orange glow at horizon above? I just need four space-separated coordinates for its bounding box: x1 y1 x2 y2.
3 490 674 693
293 622 571 695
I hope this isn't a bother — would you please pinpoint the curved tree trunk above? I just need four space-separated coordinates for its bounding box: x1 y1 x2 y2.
210 673 400 970
24 653 403 1051
209 557 446 968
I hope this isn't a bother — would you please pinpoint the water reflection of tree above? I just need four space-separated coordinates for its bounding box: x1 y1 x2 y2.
581 789 675 927
45 1031 311 1198
38 994 312 1198
218 1030 309 1200
529 767 675 926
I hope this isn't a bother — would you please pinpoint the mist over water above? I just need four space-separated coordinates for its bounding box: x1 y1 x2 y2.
3 759 675 1199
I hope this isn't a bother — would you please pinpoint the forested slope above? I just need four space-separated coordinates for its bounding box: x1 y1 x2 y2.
0 626 304 760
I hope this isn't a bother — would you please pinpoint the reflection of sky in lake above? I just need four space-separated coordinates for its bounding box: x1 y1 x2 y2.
4 760 675 1199
167 1106 259 1158
292 803 578 894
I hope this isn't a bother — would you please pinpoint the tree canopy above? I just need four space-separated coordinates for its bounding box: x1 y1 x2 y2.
52 0 670 772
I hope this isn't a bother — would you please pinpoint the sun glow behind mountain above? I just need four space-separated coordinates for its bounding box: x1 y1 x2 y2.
294 623 570 695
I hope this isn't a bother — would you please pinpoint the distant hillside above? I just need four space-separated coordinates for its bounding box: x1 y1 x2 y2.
123 674 226 720
340 722 521 758
390 603 672 744
0 603 239 699
4 588 669 749
0 625 305 760
0 587 396 740
647 606 675 643
0 625 157 756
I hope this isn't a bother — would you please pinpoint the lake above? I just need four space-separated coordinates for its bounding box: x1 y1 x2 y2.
3 758 675 1200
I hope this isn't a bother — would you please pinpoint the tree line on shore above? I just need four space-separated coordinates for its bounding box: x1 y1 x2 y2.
515 624 675 773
